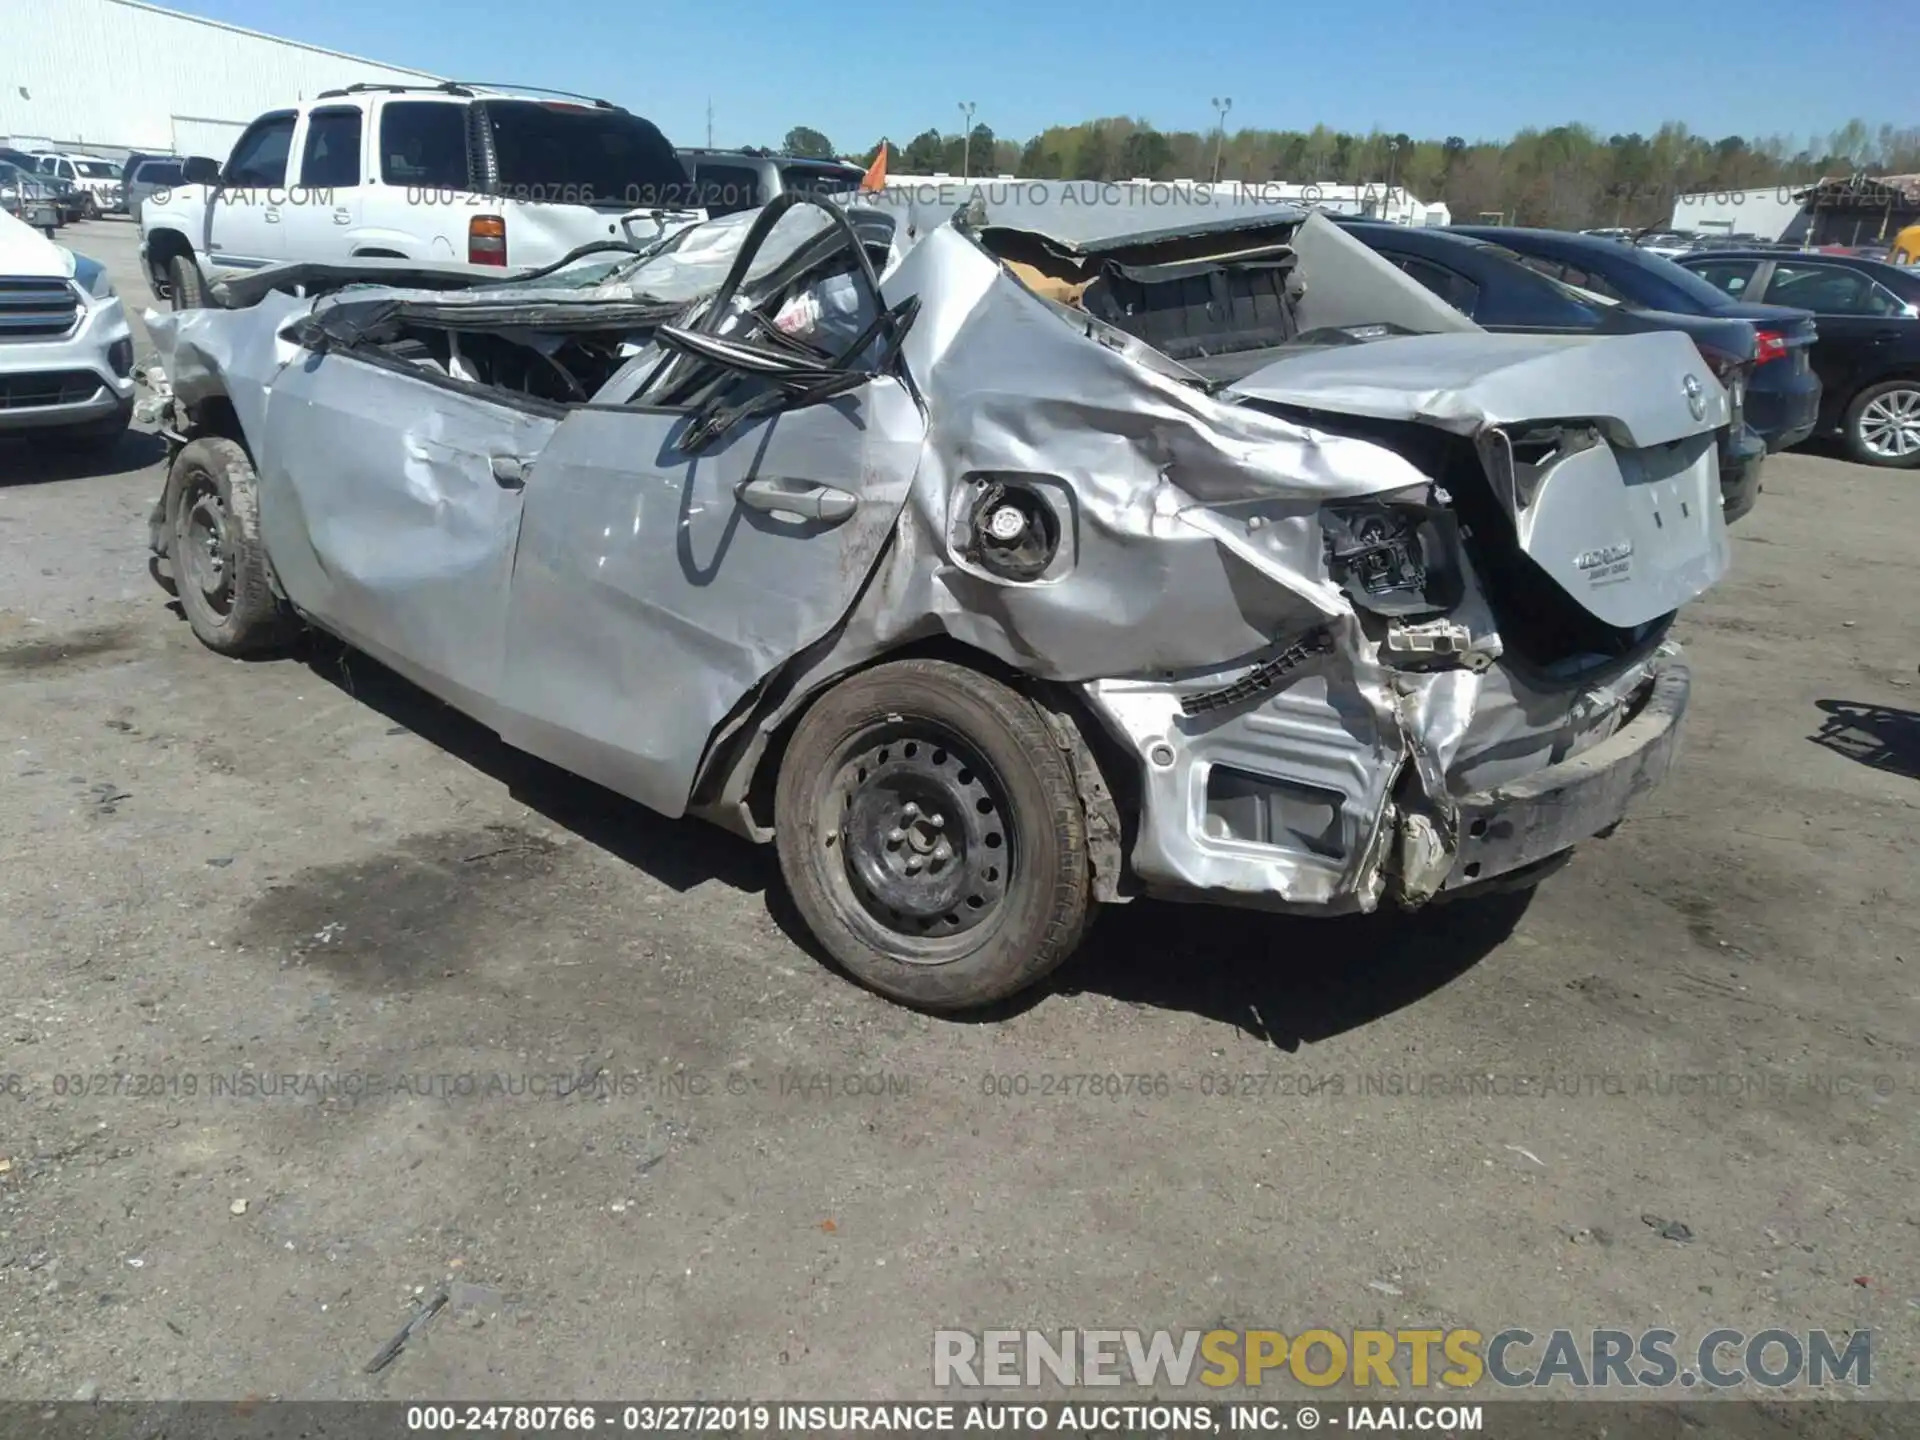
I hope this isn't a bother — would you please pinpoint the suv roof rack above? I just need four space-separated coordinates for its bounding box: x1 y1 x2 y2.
457 82 622 110
679 146 860 166
315 81 475 99
313 80 623 111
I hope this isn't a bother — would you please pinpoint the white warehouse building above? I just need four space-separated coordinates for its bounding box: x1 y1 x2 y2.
1669 185 1808 243
0 0 440 161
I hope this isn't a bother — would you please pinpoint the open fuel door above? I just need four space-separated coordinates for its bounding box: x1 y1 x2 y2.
496 195 926 817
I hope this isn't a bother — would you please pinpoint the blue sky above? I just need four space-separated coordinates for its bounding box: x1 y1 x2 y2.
163 0 1914 155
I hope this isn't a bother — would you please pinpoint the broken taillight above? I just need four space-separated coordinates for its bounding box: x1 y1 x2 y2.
1693 343 1752 410
468 214 507 266
1322 501 1464 617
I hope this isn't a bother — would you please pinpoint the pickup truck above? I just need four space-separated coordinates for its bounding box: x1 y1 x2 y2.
139 82 703 308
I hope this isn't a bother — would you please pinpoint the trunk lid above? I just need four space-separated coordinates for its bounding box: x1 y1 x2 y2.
1228 329 1731 628
1592 304 1759 363
1700 299 1820 368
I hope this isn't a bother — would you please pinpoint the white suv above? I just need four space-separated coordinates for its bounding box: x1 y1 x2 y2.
0 208 136 448
139 83 702 306
32 153 125 218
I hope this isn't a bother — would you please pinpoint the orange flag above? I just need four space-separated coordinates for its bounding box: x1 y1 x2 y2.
860 142 889 193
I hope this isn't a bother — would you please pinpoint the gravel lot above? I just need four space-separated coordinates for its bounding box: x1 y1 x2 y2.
2 218 1916 1403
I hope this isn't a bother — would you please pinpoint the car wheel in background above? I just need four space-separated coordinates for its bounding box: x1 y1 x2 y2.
167 253 206 312
167 437 298 655
774 659 1092 1011
78 192 98 220
1844 380 1920 468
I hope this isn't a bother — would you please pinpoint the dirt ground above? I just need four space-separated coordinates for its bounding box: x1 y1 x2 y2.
1 219 1915 1404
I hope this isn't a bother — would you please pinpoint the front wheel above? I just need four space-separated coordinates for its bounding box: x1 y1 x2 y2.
167 437 298 655
78 193 99 221
774 659 1092 1011
1844 379 1920 468
167 253 207 312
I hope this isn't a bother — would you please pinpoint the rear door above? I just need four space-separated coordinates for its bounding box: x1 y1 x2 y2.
254 336 560 723
1756 260 1914 404
282 103 364 262
369 98 471 260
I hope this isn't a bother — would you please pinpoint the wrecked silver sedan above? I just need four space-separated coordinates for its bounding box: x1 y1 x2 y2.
144 196 1727 1010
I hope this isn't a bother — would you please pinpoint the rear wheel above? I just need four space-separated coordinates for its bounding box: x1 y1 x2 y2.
167 437 297 655
774 659 1092 1011
167 252 206 312
1844 380 1920 468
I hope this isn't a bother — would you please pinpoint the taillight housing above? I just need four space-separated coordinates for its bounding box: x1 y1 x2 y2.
1753 329 1788 365
1322 500 1464 617
1694 344 1750 411
468 214 506 266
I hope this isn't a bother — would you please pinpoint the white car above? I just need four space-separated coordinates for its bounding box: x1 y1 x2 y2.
32 152 125 218
0 207 135 448
139 82 703 308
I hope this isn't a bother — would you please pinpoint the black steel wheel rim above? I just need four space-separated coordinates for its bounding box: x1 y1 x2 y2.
180 471 232 615
824 722 1013 953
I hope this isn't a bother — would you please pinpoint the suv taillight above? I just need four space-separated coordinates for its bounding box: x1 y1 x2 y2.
469 214 506 266
1754 329 1788 365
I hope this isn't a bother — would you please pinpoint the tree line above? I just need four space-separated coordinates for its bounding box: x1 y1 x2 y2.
777 119 1920 228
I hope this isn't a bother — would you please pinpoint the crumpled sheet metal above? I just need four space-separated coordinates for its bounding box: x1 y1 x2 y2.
144 292 306 446
146 207 1689 915
689 223 1540 909
854 224 1428 679
1230 327 1732 444
699 219 1693 910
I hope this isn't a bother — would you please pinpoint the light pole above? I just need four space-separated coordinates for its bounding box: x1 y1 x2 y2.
959 101 977 179
1211 97 1232 184
1385 136 1401 219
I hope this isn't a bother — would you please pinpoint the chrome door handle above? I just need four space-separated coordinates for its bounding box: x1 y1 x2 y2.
735 477 856 524
490 455 530 489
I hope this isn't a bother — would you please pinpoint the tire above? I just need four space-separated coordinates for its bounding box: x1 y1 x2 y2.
1843 379 1920 469
78 192 98 221
167 437 297 655
168 252 207 312
774 659 1092 1011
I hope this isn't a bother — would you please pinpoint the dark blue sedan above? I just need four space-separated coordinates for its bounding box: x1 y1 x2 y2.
1449 227 1823 456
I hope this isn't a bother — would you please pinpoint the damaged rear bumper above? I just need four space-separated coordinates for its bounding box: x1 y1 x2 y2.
1438 661 1688 892
1086 656 1689 915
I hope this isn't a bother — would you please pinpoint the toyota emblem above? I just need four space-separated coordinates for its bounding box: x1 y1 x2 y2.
1683 374 1706 422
